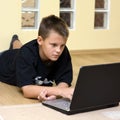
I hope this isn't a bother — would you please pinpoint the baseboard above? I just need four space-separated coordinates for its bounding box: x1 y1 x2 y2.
70 48 120 55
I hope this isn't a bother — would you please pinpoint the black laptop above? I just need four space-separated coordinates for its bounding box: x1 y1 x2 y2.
42 62 120 115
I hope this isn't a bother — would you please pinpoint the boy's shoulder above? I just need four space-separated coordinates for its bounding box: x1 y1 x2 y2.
21 39 38 51
23 39 37 47
57 46 71 62
62 46 70 56
19 39 39 57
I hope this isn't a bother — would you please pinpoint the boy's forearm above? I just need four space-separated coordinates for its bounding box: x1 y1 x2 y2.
21 85 63 99
21 85 47 99
21 82 71 100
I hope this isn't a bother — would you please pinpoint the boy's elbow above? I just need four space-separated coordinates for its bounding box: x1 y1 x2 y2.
21 85 38 99
21 86 32 98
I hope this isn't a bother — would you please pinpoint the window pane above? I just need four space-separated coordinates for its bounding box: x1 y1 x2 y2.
59 0 75 29
60 0 71 8
22 0 36 8
21 0 39 29
94 12 106 28
95 0 105 9
60 12 71 27
94 0 109 29
22 12 35 27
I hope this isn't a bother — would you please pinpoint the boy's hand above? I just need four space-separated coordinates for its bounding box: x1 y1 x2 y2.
37 87 74 102
37 89 56 101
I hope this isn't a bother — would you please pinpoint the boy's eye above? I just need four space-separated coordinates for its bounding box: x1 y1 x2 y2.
61 44 65 48
51 43 57 47
50 43 65 48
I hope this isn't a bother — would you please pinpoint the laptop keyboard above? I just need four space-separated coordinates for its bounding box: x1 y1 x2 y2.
43 98 71 111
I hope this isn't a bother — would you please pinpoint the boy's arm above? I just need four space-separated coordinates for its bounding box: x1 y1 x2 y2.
21 82 73 101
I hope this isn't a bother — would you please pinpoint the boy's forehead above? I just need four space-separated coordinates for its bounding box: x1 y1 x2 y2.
47 31 64 38
42 30 67 43
45 32 67 44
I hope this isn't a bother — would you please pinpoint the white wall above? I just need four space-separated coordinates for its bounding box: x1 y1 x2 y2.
0 0 120 51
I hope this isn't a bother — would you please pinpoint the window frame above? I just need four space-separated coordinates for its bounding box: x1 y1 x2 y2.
21 0 40 30
94 0 110 30
59 0 76 29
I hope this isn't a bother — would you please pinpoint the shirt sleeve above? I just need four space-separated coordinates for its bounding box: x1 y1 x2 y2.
54 47 73 86
15 47 37 87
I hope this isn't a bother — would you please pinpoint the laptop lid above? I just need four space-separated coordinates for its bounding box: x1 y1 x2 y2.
42 62 120 115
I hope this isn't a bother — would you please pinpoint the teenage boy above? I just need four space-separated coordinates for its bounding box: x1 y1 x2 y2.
0 15 74 101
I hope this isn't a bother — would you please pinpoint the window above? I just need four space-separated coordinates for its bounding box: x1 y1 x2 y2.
94 0 110 29
59 0 75 29
21 0 39 29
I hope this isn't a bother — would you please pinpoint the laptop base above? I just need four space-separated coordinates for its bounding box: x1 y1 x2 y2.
42 63 120 115
42 102 119 115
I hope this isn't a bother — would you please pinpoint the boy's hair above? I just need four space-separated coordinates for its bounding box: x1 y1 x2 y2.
38 15 69 40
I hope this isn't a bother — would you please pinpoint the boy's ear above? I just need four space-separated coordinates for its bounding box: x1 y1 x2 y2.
37 36 43 45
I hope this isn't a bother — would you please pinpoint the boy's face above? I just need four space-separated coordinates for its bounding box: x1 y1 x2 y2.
37 31 67 61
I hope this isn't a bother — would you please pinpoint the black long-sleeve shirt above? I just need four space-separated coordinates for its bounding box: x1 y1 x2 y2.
0 39 73 87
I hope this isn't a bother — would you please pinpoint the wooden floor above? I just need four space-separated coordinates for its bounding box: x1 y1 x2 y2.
71 50 120 86
1 50 120 105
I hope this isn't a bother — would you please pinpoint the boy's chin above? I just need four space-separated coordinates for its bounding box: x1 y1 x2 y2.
50 58 59 61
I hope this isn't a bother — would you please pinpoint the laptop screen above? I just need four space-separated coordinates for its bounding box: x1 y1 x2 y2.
70 63 120 110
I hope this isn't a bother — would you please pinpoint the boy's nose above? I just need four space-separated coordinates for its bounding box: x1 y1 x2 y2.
56 47 61 53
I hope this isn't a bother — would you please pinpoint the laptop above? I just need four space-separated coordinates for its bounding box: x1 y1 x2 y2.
42 62 120 115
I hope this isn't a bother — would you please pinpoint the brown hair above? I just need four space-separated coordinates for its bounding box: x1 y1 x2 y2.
38 15 69 40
